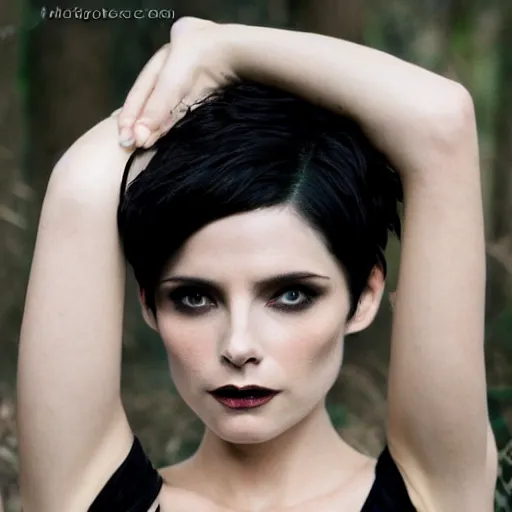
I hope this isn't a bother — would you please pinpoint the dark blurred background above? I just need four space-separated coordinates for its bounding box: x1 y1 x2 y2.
0 1 511 510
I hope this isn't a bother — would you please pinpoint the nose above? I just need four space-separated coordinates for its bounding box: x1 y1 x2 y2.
220 324 262 369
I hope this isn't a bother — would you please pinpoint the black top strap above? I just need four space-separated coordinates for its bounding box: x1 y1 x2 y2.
88 437 163 512
361 445 416 511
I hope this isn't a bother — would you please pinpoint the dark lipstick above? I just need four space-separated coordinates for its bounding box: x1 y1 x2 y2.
209 385 280 410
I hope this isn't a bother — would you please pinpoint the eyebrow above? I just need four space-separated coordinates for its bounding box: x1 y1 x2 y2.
159 271 330 291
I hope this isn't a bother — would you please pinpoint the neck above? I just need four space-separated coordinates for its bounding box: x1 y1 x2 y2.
190 402 359 511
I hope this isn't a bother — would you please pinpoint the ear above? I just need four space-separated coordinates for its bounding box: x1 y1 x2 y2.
139 287 158 331
345 266 386 335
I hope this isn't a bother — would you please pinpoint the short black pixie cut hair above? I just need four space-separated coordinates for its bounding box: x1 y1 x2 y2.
117 80 403 320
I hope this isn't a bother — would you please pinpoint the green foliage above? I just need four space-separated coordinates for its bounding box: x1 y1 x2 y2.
488 306 512 352
327 403 349 429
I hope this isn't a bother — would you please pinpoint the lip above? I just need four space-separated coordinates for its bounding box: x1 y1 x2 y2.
208 385 281 410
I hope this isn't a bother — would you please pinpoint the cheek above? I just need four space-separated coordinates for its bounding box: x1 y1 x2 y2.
269 308 345 365
282 330 343 388
260 313 345 401
157 315 218 378
285 327 344 402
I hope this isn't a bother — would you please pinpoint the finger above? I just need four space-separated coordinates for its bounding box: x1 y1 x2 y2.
139 78 218 148
139 80 217 148
138 101 186 148
141 100 188 148
134 46 195 145
170 16 211 39
117 44 169 146
185 77 219 110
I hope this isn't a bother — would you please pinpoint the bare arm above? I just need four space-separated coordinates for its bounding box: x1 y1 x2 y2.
222 24 495 511
17 117 136 511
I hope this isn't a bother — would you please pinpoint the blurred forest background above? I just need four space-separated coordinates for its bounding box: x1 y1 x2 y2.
0 0 511 510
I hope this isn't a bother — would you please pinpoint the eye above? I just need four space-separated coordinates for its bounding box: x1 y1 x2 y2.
167 286 216 314
268 285 321 312
183 293 210 308
280 290 305 305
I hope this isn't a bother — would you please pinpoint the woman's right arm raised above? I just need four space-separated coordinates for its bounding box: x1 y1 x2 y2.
17 117 135 512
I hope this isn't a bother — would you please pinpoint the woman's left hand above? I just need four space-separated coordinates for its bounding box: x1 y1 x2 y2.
116 16 236 148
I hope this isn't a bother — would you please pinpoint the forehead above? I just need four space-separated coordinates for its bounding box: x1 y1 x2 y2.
164 207 342 281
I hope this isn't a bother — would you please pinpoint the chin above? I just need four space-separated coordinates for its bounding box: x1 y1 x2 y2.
214 421 283 445
207 411 297 445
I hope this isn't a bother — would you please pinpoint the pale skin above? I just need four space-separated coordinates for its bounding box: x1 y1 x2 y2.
17 17 498 512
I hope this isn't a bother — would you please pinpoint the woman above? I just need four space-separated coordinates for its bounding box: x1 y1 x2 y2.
17 17 498 512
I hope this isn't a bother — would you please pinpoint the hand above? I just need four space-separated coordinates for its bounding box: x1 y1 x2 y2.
116 17 236 148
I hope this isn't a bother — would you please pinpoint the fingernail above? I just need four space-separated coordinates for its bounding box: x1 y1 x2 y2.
119 128 134 147
143 133 158 149
134 123 151 146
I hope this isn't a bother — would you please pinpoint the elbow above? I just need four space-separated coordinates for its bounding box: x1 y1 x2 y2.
423 83 477 150
442 83 476 135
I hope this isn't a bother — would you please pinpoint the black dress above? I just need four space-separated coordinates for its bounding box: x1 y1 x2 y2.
88 437 416 511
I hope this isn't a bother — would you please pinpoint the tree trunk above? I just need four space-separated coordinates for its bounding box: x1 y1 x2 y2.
490 2 512 253
487 1 512 315
26 10 112 203
0 0 24 347
295 0 364 42
0 1 24 510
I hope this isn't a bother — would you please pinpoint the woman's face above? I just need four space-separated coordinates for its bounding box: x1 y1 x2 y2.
150 206 375 444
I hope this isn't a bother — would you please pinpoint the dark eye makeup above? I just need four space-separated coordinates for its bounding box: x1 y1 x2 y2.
266 286 321 311
163 283 324 315
167 286 216 315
